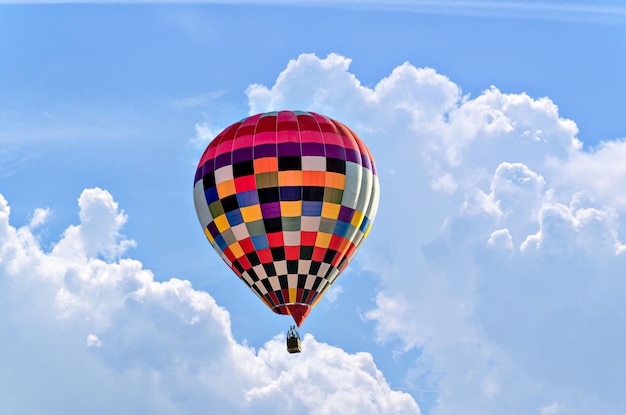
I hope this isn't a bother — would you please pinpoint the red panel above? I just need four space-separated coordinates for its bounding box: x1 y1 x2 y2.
329 234 345 251
312 247 326 262
254 115 277 145
222 246 236 263
267 232 284 248
297 114 325 143
239 237 255 254
285 246 300 261
300 231 318 246
277 111 299 143
257 248 273 264
287 304 311 327
234 175 257 192
238 255 252 271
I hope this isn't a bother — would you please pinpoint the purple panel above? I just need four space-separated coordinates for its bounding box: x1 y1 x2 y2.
232 147 254 163
194 167 204 184
277 142 301 157
360 154 372 170
325 144 346 160
201 158 216 175
215 152 232 169
261 202 281 218
207 221 220 238
337 205 355 223
301 142 325 157
344 148 360 164
254 144 277 159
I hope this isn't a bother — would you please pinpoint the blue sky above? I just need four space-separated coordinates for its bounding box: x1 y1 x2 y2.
1 2 626 414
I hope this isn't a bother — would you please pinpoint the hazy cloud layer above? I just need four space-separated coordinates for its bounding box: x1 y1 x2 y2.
0 188 419 414
245 53 626 414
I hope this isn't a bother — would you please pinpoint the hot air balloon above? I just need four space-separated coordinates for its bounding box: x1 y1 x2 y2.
193 110 379 351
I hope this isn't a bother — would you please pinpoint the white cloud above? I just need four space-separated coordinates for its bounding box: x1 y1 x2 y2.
0 189 419 414
246 53 626 414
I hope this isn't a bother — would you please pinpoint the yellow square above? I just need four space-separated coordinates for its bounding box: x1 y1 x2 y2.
351 210 364 228
213 214 230 232
315 232 332 248
217 179 236 197
280 201 302 217
240 205 263 222
278 170 302 186
321 202 341 219
289 288 297 303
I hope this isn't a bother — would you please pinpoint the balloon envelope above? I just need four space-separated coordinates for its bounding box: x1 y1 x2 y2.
193 111 379 326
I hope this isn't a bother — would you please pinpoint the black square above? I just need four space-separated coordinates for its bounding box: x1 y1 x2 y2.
323 249 337 264
299 246 314 260
233 260 245 274
233 160 254 178
287 260 298 274
311 277 323 291
326 158 346 174
263 217 283 233
221 194 239 212
309 261 321 275
247 252 261 267
278 156 302 171
271 246 286 261
247 268 259 282
258 187 280 204
278 275 288 288
262 279 273 293
303 186 325 202
203 171 216 189
297 274 307 287
262 262 277 277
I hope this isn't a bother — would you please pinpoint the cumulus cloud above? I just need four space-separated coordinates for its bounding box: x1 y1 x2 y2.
0 189 419 414
247 53 626 414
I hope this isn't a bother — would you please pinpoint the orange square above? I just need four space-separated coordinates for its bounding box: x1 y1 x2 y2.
216 179 236 197
254 157 278 173
303 171 326 186
278 170 302 186
325 172 346 189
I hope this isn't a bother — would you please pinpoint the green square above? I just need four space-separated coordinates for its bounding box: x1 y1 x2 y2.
281 216 301 232
323 187 344 204
209 200 224 218
246 219 266 236
319 217 336 234
256 172 278 189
